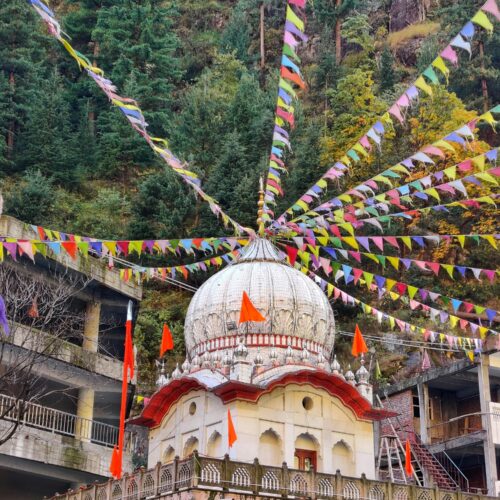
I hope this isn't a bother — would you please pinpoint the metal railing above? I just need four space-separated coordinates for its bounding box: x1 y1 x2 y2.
47 452 498 500
434 450 470 492
0 393 132 449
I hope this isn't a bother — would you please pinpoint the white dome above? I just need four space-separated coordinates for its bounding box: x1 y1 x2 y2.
184 238 335 361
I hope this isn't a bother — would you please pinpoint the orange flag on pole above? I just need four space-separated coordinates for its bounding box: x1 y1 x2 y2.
239 291 266 324
109 446 121 478
405 439 413 476
160 323 174 357
227 408 237 448
351 324 368 357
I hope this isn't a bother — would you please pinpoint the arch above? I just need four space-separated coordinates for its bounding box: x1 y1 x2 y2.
332 439 355 476
111 483 122 500
142 473 155 497
259 428 283 466
295 432 320 451
261 470 280 491
159 468 173 493
163 445 175 463
368 485 385 499
126 478 138 500
183 436 199 458
207 430 223 458
317 478 334 497
294 432 320 470
231 466 251 487
96 488 107 500
201 463 221 483
342 481 360 499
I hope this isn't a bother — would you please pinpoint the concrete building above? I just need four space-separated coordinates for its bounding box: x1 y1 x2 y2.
0 216 142 499
379 347 500 496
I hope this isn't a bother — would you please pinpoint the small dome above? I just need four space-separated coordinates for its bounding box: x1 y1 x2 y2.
184 238 335 361
331 355 341 374
181 358 191 373
234 338 249 359
172 363 182 379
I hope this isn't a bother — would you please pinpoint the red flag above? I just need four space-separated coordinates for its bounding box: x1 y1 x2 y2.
124 301 134 380
160 323 174 357
286 245 299 266
405 439 413 476
227 408 237 448
239 291 266 324
109 445 121 479
351 324 368 357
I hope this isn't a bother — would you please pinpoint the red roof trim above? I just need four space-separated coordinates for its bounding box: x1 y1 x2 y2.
130 370 394 429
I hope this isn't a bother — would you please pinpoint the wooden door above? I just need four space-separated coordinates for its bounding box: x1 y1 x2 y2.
294 448 317 471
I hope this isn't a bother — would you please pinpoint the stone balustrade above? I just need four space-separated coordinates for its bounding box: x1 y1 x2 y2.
47 452 496 500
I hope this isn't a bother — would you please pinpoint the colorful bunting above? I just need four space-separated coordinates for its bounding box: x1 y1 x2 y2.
27 0 251 236
262 0 308 219
272 1 500 227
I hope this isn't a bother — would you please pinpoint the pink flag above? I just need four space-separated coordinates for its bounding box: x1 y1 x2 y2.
421 350 432 371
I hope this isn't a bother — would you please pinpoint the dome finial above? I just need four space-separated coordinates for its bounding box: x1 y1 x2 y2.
257 176 266 236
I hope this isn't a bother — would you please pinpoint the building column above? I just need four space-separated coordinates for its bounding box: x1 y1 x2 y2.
82 301 101 353
75 387 94 442
478 354 498 495
75 301 100 441
417 383 430 445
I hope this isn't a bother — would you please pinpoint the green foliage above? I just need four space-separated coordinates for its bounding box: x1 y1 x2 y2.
379 46 396 92
4 170 54 225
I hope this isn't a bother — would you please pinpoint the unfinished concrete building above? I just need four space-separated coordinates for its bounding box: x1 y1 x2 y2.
0 215 142 499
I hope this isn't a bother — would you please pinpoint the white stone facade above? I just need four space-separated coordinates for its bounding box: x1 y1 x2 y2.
148 384 376 479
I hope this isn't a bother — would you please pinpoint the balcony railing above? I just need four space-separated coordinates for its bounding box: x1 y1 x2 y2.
0 393 133 450
47 452 497 500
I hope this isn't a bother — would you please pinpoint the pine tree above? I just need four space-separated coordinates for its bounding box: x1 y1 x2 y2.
0 0 48 172
220 6 251 63
379 46 395 92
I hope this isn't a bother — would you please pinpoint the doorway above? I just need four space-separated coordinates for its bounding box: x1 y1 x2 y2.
295 448 317 471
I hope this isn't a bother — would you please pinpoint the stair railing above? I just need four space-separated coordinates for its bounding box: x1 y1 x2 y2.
434 450 470 492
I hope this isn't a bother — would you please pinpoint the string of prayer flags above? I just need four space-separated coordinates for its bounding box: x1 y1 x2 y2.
272 0 500 227
311 149 499 226
292 112 500 225
160 324 174 357
239 291 266 324
27 0 250 237
293 194 499 233
313 246 498 282
307 269 487 352
0 236 247 263
0 295 9 335
262 0 308 221
295 249 499 333
351 324 368 357
118 250 241 284
280 232 500 254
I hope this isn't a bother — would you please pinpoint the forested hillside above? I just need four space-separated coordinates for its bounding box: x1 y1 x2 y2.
0 0 499 390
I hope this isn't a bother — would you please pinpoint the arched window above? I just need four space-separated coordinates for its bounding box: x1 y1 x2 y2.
332 440 355 476
183 436 199 458
294 432 320 471
207 430 223 458
259 429 283 466
163 445 175 463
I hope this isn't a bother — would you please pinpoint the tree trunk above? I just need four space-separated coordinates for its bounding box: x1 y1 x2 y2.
88 41 101 137
7 72 15 155
479 41 489 113
335 0 342 63
260 3 265 71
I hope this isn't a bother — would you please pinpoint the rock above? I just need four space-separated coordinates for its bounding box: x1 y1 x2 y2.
389 0 430 32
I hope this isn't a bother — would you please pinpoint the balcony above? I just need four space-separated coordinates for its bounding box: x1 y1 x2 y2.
47 452 497 500
0 394 134 477
8 321 124 382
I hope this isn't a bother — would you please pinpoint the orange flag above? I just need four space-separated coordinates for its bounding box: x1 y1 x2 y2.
124 301 135 380
228 408 237 448
405 439 413 476
351 324 368 357
109 445 121 479
239 291 266 324
160 323 174 357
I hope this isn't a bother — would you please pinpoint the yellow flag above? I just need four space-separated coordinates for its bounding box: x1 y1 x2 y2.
432 56 449 79
286 5 304 32
472 10 494 34
415 76 433 96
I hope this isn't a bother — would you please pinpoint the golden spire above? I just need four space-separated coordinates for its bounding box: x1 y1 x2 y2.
257 177 265 236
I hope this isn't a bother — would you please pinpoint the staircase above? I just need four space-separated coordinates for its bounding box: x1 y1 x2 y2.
376 395 469 492
408 433 459 491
